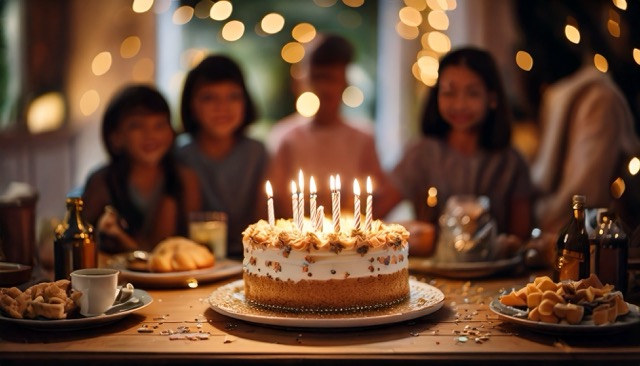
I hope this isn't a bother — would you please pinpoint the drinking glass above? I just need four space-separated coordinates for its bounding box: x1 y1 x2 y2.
189 211 228 260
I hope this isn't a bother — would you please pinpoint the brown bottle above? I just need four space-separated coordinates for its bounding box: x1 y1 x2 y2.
54 197 97 280
553 195 590 282
595 212 628 295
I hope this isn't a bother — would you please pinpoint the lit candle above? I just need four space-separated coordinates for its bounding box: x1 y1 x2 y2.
330 175 341 233
291 181 299 230
353 179 361 230
366 176 373 231
298 170 304 230
309 176 317 229
316 205 324 232
266 181 275 227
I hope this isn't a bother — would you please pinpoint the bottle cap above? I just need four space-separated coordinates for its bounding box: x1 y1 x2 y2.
572 195 586 204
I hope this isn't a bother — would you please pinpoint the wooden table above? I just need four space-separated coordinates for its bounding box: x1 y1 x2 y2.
1 264 640 366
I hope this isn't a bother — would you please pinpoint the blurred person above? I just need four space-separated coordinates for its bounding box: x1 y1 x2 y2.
82 85 201 254
266 33 394 220
380 47 534 258
176 55 268 259
514 0 640 241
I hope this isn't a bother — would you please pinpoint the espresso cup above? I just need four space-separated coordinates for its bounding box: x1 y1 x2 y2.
70 268 119 316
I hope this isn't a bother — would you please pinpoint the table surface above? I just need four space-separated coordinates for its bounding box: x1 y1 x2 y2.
1 260 640 366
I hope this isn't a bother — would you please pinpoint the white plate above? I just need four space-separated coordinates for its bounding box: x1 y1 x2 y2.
116 259 243 288
0 289 152 331
409 255 522 278
208 279 445 328
489 298 640 335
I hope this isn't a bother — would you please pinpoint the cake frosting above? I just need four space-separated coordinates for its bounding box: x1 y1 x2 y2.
242 218 410 312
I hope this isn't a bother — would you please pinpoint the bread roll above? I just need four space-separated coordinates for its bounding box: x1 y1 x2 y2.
148 237 215 273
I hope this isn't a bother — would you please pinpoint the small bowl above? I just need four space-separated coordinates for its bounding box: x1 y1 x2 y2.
0 262 32 287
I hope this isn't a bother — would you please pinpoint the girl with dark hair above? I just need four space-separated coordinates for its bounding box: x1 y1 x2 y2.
82 84 201 253
176 55 268 259
383 47 533 257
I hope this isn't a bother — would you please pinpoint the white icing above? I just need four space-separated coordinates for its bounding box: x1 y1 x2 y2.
242 219 409 282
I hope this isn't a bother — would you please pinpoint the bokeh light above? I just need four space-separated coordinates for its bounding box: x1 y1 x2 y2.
405 0 427 11
132 58 155 82
594 53 608 73
281 42 305 64
132 0 153 13
210 0 232 21
222 20 245 41
428 10 449 30
194 0 213 19
613 0 627 10
26 92 65 133
79 90 100 117
396 21 419 40
342 86 364 108
92 52 112 76
261 13 285 34
173 5 194 25
342 0 364 7
296 92 320 117
633 48 640 65
120 36 141 59
516 50 534 71
565 24 580 44
629 157 640 175
426 31 451 53
399 7 422 27
292 23 317 43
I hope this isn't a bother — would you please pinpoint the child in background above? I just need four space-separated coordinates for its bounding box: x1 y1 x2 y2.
266 33 394 219
83 84 201 253
382 47 533 257
176 55 268 259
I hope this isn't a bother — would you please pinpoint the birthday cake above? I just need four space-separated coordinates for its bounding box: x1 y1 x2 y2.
242 219 410 312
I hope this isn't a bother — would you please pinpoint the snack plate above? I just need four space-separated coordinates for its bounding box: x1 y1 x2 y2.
489 298 640 335
409 255 522 279
208 279 445 328
115 259 243 288
0 289 152 331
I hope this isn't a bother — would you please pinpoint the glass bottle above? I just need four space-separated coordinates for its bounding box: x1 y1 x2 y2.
54 197 97 280
595 212 628 295
553 195 590 282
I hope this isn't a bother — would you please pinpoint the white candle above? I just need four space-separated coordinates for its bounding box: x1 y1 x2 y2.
353 179 361 230
316 205 324 232
330 175 341 233
366 176 373 231
291 181 299 230
309 176 317 228
266 181 275 227
298 170 304 229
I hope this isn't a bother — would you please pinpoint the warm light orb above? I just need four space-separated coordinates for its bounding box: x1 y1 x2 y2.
342 0 364 7
132 0 153 13
194 0 213 19
153 0 171 14
281 42 305 64
79 90 100 117
594 53 608 73
222 20 245 41
210 0 232 21
296 92 320 117
426 0 448 11
292 23 317 43
396 21 419 40
342 86 364 108
608 19 620 38
26 92 65 133
427 31 451 53
613 0 627 10
314 0 337 7
611 177 626 199
173 5 194 25
417 55 439 79
516 50 534 71
629 157 640 176
405 0 427 11
261 13 285 34
399 6 422 27
633 48 640 65
428 10 449 30
92 52 112 76
120 36 141 59
565 24 580 44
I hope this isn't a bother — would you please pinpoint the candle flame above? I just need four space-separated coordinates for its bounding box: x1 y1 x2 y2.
291 181 297 195
366 176 372 194
353 179 360 196
266 181 273 198
330 175 335 191
310 176 317 194
336 174 341 190
298 170 304 192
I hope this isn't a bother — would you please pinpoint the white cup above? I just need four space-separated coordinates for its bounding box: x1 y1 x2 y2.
70 268 119 316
